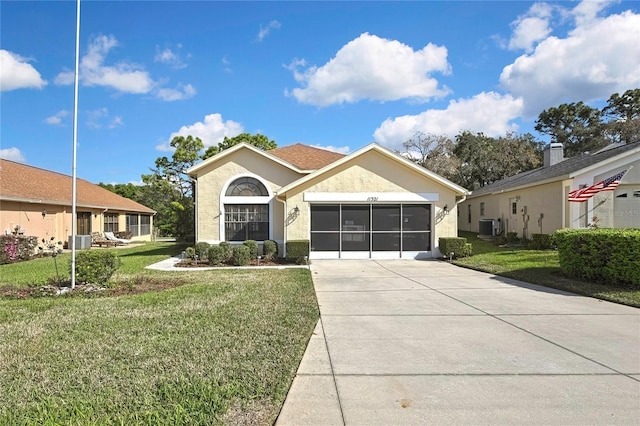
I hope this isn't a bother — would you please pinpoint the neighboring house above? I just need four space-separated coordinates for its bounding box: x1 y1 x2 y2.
187 142 469 259
0 159 155 245
458 142 640 239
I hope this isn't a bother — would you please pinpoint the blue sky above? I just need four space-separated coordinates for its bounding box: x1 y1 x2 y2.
2 0 639 185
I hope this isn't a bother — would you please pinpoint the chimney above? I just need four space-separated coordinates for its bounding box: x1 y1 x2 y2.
543 143 564 167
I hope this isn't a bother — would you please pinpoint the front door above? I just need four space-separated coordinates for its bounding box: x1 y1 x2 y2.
77 212 91 235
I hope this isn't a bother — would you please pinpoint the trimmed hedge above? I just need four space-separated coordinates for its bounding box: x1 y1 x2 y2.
263 240 278 260
554 229 640 288
74 250 121 286
207 245 226 265
439 237 472 259
286 240 309 264
219 242 232 261
194 242 211 260
232 245 251 266
529 233 554 250
242 240 259 259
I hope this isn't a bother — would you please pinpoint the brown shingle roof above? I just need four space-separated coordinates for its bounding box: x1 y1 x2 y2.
0 159 155 213
269 143 346 170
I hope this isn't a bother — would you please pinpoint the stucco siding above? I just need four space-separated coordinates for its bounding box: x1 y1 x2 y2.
193 149 303 242
281 150 459 255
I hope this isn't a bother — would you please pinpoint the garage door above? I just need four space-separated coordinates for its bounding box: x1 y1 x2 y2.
310 204 431 259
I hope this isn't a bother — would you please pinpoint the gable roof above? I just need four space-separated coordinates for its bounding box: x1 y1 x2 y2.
277 143 470 196
0 159 155 213
269 143 346 170
469 142 640 198
187 142 345 176
187 142 306 176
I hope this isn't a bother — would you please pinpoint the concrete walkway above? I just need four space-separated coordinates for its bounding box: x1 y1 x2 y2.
275 259 640 425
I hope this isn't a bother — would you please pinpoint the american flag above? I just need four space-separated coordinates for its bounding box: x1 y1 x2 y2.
568 169 628 202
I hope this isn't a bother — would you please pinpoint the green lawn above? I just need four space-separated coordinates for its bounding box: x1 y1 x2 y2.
0 244 319 424
456 231 640 308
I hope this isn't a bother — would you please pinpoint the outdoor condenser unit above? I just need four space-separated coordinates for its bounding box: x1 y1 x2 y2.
478 219 495 237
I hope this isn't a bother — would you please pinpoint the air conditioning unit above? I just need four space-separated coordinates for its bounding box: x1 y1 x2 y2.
479 219 495 237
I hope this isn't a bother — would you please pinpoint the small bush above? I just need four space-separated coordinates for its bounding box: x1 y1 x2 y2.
207 245 226 265
243 240 258 259
185 247 196 260
194 242 211 260
529 233 554 250
232 245 251 266
439 237 471 259
286 240 309 264
74 250 121 286
506 232 519 243
219 242 232 261
263 240 278 260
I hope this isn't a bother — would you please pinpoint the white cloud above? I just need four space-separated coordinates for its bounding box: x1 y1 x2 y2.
258 20 281 42
86 107 122 129
0 147 26 162
155 45 188 69
222 56 232 73
55 35 154 94
501 3 640 116
508 3 554 52
45 110 70 126
157 113 244 151
287 33 451 106
0 50 47 91
373 92 524 151
156 83 196 101
310 144 350 154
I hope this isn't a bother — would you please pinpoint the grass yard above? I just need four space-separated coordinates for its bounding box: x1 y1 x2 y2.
455 231 640 308
0 244 319 425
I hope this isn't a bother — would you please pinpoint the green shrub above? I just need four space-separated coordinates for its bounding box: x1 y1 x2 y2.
219 242 232 261
232 245 251 266
207 245 226 265
74 250 121 286
554 228 640 288
439 237 471 258
506 232 519 243
286 240 309 264
185 247 196 260
194 242 211 260
529 233 554 250
242 240 258 259
263 240 278 260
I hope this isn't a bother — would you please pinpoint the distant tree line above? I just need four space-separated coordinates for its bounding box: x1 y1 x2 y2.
403 88 639 190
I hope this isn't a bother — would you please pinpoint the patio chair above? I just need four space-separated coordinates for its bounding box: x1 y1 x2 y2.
91 232 118 247
105 231 131 245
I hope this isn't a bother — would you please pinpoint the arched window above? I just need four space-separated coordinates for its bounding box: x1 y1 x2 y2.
222 176 270 241
225 177 268 196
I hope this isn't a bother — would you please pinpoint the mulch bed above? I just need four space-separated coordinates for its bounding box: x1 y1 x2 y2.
174 258 302 268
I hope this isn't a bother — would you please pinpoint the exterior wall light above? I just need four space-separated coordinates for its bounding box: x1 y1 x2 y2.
42 209 47 219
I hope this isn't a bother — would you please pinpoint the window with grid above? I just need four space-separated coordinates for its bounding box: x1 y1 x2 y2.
140 215 151 235
224 204 269 241
126 214 139 237
104 213 119 233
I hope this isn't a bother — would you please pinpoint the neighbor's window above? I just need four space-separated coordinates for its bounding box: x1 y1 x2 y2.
140 215 151 236
104 213 119 233
467 205 472 224
512 202 517 214
126 214 139 237
480 202 485 216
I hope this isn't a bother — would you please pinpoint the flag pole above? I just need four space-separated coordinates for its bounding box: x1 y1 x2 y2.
71 0 81 289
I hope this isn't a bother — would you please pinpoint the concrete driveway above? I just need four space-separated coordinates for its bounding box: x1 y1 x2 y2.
276 260 640 425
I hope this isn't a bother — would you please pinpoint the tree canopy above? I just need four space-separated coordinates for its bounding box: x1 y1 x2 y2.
203 133 276 159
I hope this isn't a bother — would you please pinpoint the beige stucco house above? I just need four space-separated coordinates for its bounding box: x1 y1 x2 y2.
0 159 155 246
187 143 469 259
458 142 640 239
